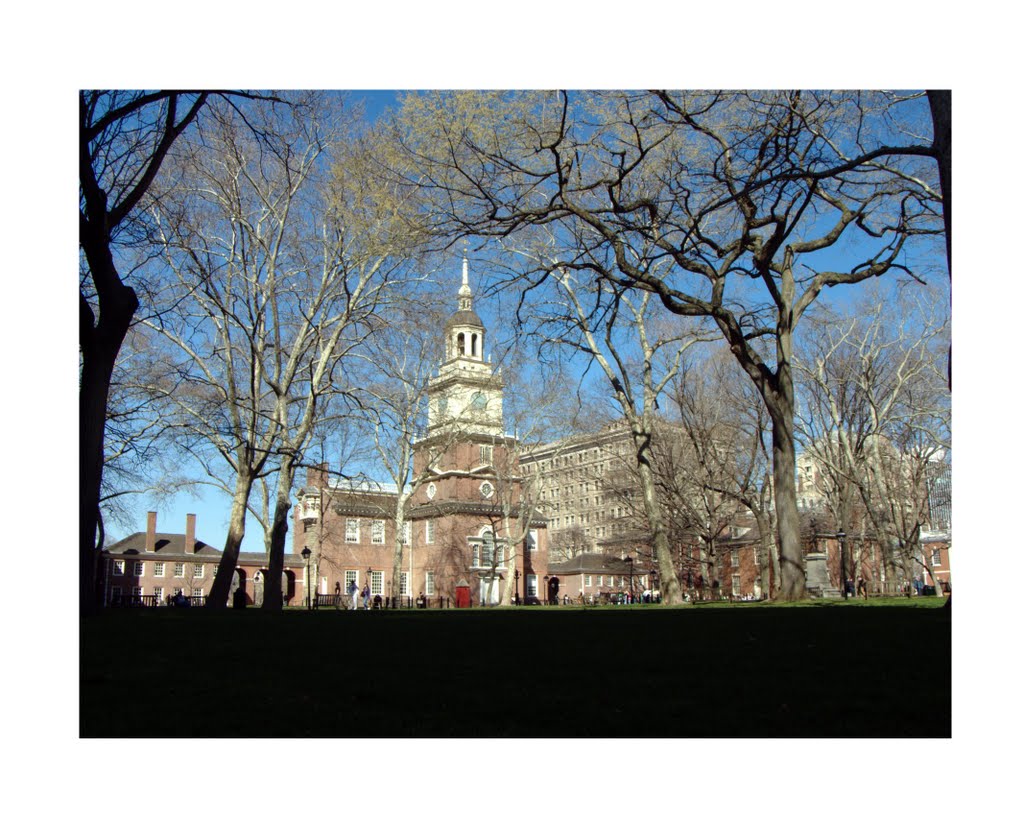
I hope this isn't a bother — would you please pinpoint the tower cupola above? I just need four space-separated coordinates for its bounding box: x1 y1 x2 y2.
444 250 486 362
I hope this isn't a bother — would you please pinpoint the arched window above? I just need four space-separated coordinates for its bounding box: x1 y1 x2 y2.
471 333 478 357
457 333 466 356
482 530 495 566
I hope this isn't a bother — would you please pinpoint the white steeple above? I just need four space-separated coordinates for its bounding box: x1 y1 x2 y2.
458 247 472 310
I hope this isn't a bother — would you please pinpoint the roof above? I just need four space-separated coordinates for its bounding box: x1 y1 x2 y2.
548 553 644 575
103 532 304 567
104 532 219 557
444 308 484 329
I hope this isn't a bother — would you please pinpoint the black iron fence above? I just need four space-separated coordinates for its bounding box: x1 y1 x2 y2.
313 593 452 610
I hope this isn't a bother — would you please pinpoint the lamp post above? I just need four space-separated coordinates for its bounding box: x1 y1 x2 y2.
649 568 658 603
624 555 634 603
514 568 521 605
301 546 312 609
837 531 847 599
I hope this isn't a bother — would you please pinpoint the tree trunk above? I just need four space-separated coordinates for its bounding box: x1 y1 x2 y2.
79 240 139 616
766 356 806 601
632 427 682 604
207 471 255 608
391 499 409 606
263 453 297 611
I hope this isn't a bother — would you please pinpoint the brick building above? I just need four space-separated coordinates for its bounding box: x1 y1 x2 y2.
101 511 307 606
292 256 551 607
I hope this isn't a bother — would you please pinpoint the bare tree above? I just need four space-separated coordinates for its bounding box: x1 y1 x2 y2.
795 283 950 594
79 89 279 614
141 93 409 608
389 90 944 600
536 272 710 604
671 351 778 596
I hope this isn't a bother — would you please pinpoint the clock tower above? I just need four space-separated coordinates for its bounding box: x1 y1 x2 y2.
425 253 504 437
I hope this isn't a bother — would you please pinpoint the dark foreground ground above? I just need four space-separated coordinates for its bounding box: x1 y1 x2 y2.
80 599 950 738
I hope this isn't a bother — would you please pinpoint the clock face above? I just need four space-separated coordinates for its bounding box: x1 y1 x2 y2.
470 391 487 410
427 483 437 499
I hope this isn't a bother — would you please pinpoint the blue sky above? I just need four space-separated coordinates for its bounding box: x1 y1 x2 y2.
101 90 950 550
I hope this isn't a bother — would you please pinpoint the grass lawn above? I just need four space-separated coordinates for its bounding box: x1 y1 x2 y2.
80 599 949 738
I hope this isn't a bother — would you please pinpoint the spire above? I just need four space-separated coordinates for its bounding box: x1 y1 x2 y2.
458 243 472 310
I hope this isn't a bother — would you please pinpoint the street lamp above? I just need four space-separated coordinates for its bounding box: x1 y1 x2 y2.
301 546 312 609
837 531 847 599
624 555 634 603
649 568 658 603
514 568 521 605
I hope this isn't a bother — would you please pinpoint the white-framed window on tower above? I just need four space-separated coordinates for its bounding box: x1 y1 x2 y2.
425 519 435 544
480 444 493 464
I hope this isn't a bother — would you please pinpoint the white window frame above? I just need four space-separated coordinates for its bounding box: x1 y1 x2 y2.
480 444 493 464
192 587 204 601
345 570 359 590
425 519 435 544
371 519 385 545
585 575 592 587
345 519 360 544
731 551 740 568
110 587 122 604
154 562 165 578
133 561 144 577
526 574 538 597
400 572 409 596
528 529 539 552
403 520 412 545
153 587 164 603
425 572 435 596
931 549 942 567
370 571 384 596
193 563 205 579
113 560 125 576
174 562 184 578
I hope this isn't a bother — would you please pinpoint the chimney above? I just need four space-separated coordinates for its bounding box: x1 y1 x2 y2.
146 511 157 553
185 514 197 554
311 462 329 489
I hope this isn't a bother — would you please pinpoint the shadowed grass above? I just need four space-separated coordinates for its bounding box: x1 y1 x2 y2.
80 599 949 738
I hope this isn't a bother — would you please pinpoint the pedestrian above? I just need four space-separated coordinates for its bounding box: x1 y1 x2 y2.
857 577 867 599
362 582 370 610
348 579 359 610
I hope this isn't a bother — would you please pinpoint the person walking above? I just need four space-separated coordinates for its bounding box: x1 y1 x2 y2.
362 582 370 610
348 579 359 611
